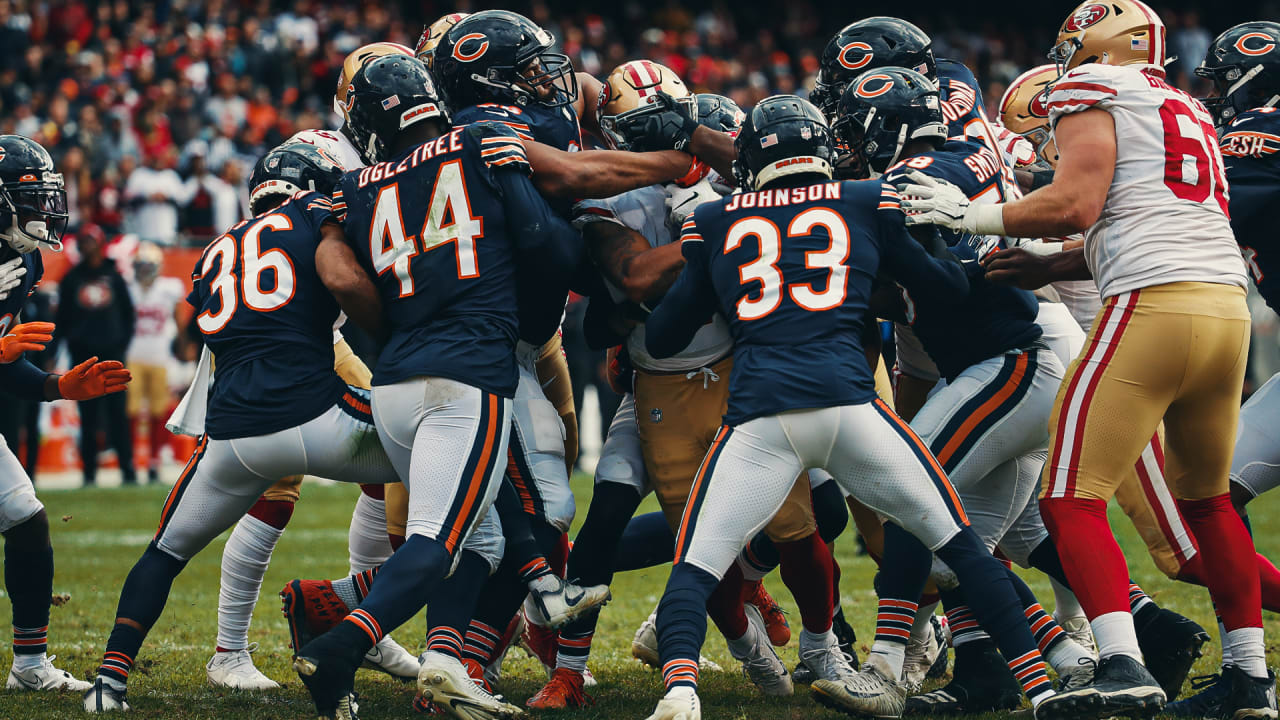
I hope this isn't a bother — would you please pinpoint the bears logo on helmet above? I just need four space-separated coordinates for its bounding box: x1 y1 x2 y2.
838 42 874 71
1065 4 1109 32
855 73 896 98
1236 32 1277 57
452 33 491 62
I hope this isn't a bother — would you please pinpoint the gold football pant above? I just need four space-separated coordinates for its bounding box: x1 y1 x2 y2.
126 362 170 417
633 356 816 544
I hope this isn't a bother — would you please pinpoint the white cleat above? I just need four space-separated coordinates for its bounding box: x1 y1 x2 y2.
417 650 524 719
1055 614 1096 656
734 605 793 697
523 575 611 630
812 658 906 719
798 631 858 686
83 678 130 713
901 616 946 692
206 644 281 690
364 635 419 681
644 686 702 720
631 611 722 672
8 655 92 693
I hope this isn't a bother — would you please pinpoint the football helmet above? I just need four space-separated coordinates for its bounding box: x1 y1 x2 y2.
695 93 746 135
1049 0 1167 76
597 60 694 150
1196 21 1280 127
811 18 935 119
434 10 578 110
415 13 470 70
344 55 450 165
248 141 347 214
733 95 836 190
333 42 413 121
999 65 1060 167
0 135 66 254
132 242 163 283
831 68 946 174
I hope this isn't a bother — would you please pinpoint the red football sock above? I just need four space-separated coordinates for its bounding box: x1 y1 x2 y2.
359 484 384 500
1255 553 1280 613
1177 494 1262 631
777 533 834 633
148 417 170 467
388 533 405 551
831 554 843 607
246 497 294 530
1039 496 1131 617
549 532 570 577
706 562 749 640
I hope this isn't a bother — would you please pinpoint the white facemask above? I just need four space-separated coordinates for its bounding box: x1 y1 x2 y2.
2 217 60 254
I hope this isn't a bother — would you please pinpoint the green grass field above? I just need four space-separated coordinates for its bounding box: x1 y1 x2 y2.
4 475 1280 719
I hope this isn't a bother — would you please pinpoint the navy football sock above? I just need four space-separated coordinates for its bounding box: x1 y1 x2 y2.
4 511 53 654
878 522 933 602
614 512 676 572
657 563 721 690
97 541 189 683
1027 537 1073 587
351 534 450 655
565 481 644 585
495 479 544 570
425 549 490 659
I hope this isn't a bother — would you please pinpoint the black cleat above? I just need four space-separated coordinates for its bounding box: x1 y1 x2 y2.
1221 665 1278 720
1135 605 1209 701
1166 672 1229 717
1034 654 1165 720
294 634 364 720
833 607 861 668
904 639 1022 715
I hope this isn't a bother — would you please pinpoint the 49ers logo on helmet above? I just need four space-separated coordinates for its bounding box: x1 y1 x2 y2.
838 42 874 71
452 33 490 62
1029 90 1050 118
1235 32 1277 57
1065 4 1109 32
855 73 895 98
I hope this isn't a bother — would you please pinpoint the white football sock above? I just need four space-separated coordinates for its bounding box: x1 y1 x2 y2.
348 493 392 574
1046 635 1094 673
868 641 907 680
11 651 45 672
1225 626 1266 677
909 601 940 643
1219 620 1234 666
331 575 361 610
217 514 285 651
1050 578 1087 624
1091 611 1142 662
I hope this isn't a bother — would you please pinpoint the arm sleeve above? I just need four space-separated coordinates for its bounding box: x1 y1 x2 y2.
582 294 631 350
1046 66 1118 128
875 184 971 304
0 357 51 402
644 220 717 359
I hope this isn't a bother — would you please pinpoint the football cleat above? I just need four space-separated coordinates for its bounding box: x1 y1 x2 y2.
281 579 350 654
904 639 1023 715
1033 654 1165 720
1221 666 1279 720
644 686 701 720
1057 658 1096 694
526 667 593 710
902 615 949 693
797 630 858 685
734 604 793 697
417 651 525 720
518 612 558 676
632 610 724 672
744 581 791 647
1055 614 1096 656
523 575 611 630
363 635 419 682
414 658 495 716
293 635 364 720
486 610 524 688
1135 606 1209 702
206 644 280 690
7 655 91 693
813 658 907 719
1165 671 1229 717
83 677 130 713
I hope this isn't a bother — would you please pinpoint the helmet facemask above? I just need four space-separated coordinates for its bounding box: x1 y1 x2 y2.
0 179 67 254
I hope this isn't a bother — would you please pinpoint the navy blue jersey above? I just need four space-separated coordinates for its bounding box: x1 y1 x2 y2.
884 143 1041 380
335 122 561 396
0 247 49 402
453 102 583 153
188 192 345 440
646 179 969 424
1221 107 1280 313
938 59 989 141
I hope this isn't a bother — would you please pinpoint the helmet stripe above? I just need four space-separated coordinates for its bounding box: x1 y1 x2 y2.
1130 0 1163 66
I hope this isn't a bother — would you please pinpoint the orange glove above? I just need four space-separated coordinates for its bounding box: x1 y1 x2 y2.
0 321 54 364
58 357 132 401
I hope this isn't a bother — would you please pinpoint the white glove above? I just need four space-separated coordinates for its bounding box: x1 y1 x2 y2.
664 179 722 234
895 170 1006 235
0 257 27 301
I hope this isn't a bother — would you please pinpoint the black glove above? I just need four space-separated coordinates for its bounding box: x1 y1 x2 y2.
619 92 700 152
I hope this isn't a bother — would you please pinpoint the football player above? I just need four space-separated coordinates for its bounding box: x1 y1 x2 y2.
0 135 125 695
413 12 469 70
640 94 1058 720
288 54 578 720
899 2 1273 717
82 140 406 714
1166 20 1280 717
205 40 421 691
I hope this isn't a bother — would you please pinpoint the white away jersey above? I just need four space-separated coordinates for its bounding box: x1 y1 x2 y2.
1046 63 1245 299
575 185 734 373
285 129 365 176
128 276 186 364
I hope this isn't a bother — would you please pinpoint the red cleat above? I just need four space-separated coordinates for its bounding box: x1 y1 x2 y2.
520 613 559 673
527 667 594 709
279 579 349 653
745 581 791 647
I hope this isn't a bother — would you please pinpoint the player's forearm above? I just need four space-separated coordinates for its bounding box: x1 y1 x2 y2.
689 126 737 181
997 182 1106 238
0 357 53 402
622 243 686 305
528 143 691 198
315 231 386 343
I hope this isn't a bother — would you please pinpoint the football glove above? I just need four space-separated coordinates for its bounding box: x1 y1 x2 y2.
664 179 722 234
606 345 634 395
895 170 1006 235
621 92 701 153
0 257 27 301
0 321 53 364
57 357 132 401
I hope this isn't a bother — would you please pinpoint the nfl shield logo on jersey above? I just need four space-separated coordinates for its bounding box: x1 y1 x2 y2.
650 408 663 423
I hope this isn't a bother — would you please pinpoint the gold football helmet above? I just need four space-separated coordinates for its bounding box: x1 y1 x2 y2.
415 13 470 69
1050 0 1167 75
597 60 694 150
999 65 1059 166
333 42 413 120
